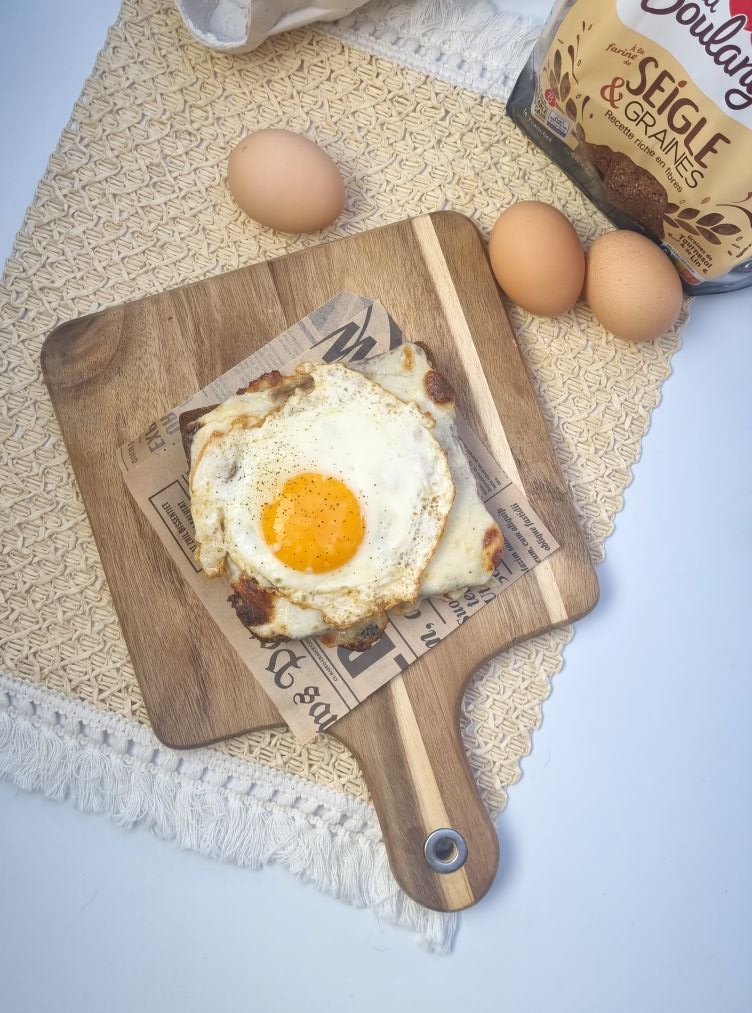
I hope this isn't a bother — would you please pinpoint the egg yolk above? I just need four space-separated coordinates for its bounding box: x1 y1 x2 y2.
261 473 365 574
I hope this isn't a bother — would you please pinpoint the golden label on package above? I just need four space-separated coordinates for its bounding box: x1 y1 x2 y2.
509 0 752 293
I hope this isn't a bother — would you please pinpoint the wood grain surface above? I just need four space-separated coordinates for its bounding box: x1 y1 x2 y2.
41 212 599 912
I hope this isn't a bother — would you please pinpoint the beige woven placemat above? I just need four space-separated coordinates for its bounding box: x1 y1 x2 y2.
0 0 686 946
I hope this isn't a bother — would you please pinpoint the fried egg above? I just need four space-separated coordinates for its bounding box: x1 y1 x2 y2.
350 343 504 595
189 362 455 629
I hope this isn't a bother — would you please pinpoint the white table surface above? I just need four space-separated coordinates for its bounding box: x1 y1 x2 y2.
1 2 751 1011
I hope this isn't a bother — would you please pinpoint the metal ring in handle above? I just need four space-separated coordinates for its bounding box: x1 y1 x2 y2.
424 828 468 873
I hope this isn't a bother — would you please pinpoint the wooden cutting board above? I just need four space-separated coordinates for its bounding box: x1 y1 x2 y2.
42 212 598 913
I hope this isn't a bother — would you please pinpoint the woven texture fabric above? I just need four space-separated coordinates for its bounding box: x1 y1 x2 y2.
1 0 684 877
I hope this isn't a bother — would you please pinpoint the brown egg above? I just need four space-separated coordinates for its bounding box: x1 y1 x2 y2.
585 231 683 342
488 201 585 316
227 129 346 234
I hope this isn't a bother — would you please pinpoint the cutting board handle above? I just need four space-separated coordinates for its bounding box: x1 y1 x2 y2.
334 671 499 912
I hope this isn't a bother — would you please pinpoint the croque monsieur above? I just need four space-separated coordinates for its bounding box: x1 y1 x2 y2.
179 343 503 651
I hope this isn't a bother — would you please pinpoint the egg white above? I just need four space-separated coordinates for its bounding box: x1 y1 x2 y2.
190 363 455 628
350 344 504 596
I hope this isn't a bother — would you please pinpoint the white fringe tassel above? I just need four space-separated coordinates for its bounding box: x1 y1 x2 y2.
0 673 456 952
327 0 541 100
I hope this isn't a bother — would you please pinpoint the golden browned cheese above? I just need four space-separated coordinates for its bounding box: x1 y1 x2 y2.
423 368 456 406
482 525 505 572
